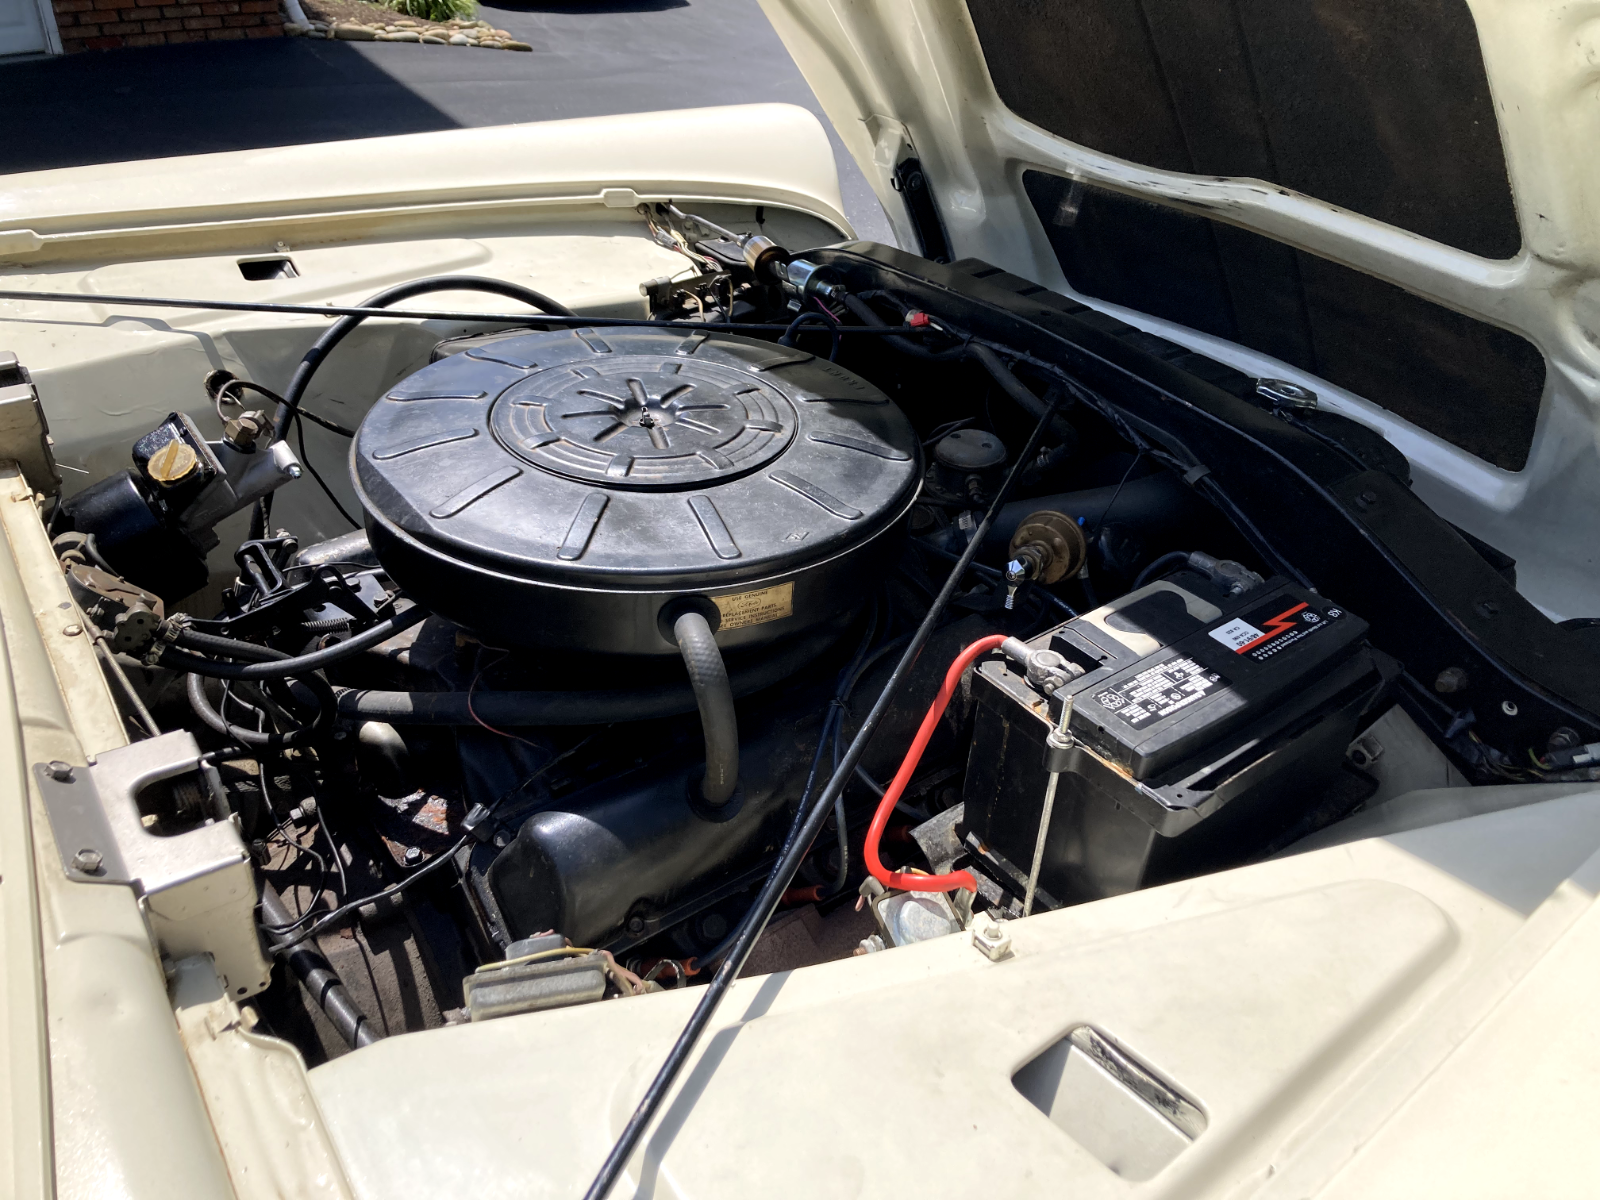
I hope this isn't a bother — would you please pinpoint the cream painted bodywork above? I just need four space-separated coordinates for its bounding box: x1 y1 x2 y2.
310 784 1600 1199
0 104 851 564
2 84 1599 1200
758 0 1600 621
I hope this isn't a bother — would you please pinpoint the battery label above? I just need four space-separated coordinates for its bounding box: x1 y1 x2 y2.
1094 656 1227 730
1210 598 1345 662
1209 617 1263 652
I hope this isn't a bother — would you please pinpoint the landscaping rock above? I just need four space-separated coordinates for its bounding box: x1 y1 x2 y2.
294 1 532 51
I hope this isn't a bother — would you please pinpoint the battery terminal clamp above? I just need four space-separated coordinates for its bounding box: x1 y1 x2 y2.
999 637 1085 698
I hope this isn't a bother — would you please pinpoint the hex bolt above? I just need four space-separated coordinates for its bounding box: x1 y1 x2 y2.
1434 667 1469 694
402 846 423 867
47 760 74 782
71 848 103 874
970 913 1012 962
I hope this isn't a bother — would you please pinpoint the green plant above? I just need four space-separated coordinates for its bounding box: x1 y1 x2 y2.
385 0 475 22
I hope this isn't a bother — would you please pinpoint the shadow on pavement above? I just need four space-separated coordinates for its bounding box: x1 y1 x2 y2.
3 39 461 174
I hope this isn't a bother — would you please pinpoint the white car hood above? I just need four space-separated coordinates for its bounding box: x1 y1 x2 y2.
758 0 1600 621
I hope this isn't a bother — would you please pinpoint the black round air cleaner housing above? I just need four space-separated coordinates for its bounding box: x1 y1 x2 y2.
352 327 921 655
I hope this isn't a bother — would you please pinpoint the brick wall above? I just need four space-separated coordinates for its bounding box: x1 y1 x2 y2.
52 0 283 52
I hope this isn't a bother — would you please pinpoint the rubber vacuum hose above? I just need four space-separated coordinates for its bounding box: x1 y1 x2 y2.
673 610 740 807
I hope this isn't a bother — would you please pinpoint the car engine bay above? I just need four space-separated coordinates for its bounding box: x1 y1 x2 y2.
18 203 1600 1069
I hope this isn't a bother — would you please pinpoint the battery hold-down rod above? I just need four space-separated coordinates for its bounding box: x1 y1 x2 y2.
1025 694 1076 916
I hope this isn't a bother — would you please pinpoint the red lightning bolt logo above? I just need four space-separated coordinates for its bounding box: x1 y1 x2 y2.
1234 602 1309 653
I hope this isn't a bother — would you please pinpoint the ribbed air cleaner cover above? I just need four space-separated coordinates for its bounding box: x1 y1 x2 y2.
352 327 921 655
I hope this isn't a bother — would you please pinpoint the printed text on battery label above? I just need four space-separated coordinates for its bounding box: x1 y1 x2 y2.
1208 618 1263 652
1096 657 1226 730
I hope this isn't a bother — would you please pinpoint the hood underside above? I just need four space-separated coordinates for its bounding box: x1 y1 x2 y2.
758 0 1600 621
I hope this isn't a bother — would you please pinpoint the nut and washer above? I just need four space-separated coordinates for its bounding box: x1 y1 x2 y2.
970 913 1012 962
71 848 104 874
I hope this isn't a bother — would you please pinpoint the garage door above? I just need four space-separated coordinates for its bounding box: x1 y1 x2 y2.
0 0 53 56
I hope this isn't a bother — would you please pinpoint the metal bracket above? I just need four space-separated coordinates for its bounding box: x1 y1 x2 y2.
35 731 239 889
33 731 271 997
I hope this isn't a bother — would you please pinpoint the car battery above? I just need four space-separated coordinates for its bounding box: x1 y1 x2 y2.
962 576 1396 906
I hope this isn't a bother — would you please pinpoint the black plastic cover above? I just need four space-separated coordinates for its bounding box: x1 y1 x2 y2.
1060 581 1367 778
353 328 921 653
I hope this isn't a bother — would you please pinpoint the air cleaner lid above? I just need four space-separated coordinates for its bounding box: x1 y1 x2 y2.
351 328 922 589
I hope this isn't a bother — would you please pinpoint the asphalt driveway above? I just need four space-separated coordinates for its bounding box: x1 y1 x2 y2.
2 0 896 242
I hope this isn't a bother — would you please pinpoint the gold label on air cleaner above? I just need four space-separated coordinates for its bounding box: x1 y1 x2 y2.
713 582 794 631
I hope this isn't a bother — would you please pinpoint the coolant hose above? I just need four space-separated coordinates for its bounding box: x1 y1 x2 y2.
259 884 380 1048
862 635 1008 894
673 611 739 807
334 620 838 727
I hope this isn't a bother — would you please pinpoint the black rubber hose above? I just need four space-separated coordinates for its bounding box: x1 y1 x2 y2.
158 605 427 681
294 529 379 570
967 341 1052 422
186 672 334 749
252 276 575 538
270 275 575 445
1133 550 1193 590
333 621 839 726
259 884 380 1048
673 611 739 807
839 293 966 361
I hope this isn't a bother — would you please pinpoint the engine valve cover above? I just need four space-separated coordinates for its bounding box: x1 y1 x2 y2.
352 327 921 654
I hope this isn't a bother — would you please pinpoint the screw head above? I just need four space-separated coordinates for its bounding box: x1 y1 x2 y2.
71 848 103 873
1434 667 1469 694
61 623 82 637
626 916 646 935
47 761 74 782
